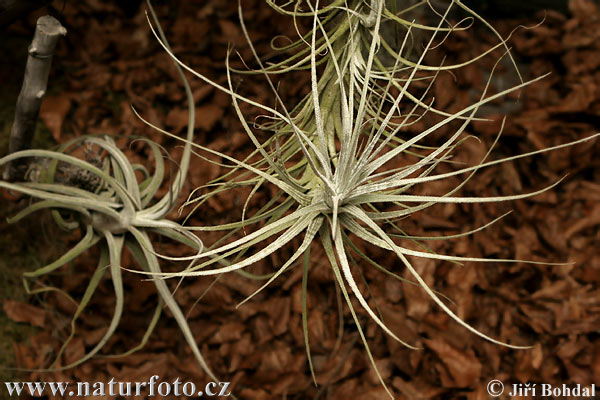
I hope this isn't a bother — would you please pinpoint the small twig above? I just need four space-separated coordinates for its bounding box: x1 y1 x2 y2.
4 15 65 181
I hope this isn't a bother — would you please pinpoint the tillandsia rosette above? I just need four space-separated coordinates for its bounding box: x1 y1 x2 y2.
259 0 526 136
138 0 600 396
0 6 220 383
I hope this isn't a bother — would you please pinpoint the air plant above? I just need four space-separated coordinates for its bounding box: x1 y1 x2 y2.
258 0 526 134
180 0 529 220
137 0 599 397
0 7 220 382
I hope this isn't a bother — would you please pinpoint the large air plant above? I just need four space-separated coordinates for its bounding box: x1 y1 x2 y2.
140 0 599 397
258 0 526 137
0 8 219 382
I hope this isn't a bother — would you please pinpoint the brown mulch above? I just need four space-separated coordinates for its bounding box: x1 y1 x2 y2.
1 0 599 399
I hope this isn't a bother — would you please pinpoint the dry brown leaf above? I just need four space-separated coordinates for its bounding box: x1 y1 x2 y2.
195 104 224 131
166 104 224 133
3 299 47 327
63 337 86 365
39 95 71 142
425 338 482 387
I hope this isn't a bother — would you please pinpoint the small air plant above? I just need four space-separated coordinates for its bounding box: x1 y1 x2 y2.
140 0 599 397
0 8 219 382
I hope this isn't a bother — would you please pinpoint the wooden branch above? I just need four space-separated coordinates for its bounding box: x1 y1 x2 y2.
3 15 65 181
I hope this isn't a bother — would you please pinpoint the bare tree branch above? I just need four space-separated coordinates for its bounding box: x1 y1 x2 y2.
3 15 65 181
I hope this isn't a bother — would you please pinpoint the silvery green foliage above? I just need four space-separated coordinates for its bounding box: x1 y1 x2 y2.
138 0 598 396
0 5 220 382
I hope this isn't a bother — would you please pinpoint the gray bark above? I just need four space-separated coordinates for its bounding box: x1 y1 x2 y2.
4 15 65 181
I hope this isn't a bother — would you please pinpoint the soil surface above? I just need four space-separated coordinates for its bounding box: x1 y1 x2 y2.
1 1 599 399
